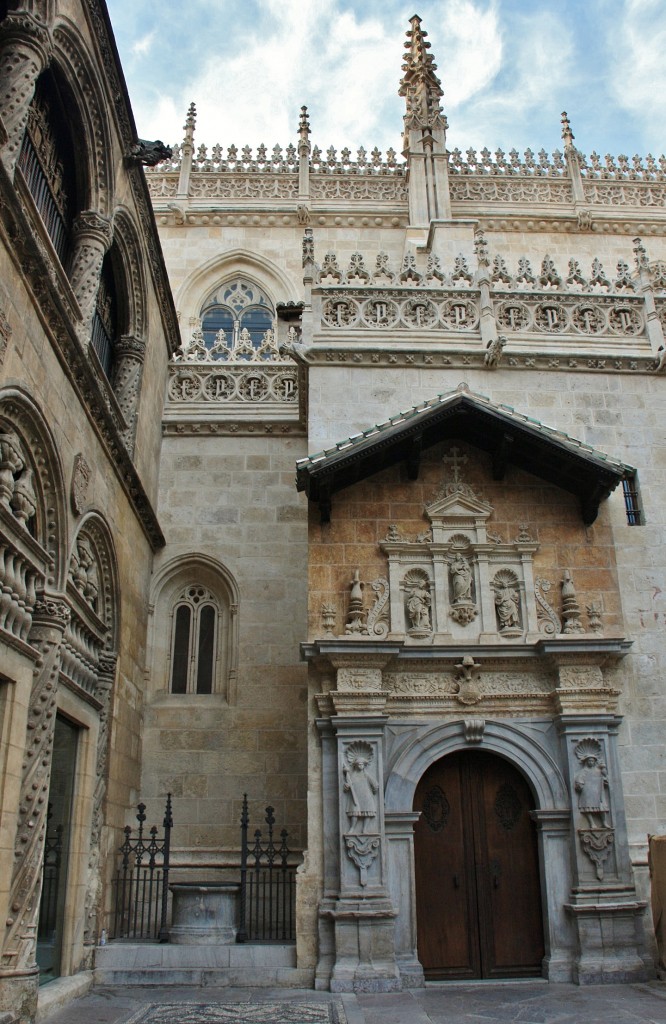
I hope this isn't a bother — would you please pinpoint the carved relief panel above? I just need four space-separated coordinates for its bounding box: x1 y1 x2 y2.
379 459 539 643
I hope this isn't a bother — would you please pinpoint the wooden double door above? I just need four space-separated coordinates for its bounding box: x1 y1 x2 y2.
414 750 544 979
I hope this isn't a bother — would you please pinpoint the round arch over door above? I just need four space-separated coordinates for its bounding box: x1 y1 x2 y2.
414 749 545 980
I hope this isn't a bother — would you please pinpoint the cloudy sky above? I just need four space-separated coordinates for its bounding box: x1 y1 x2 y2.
106 0 666 162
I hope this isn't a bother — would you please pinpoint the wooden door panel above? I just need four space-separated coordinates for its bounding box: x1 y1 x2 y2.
414 751 544 980
477 754 545 977
414 753 479 977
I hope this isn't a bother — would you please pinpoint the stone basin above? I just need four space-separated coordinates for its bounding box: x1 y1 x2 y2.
169 882 240 945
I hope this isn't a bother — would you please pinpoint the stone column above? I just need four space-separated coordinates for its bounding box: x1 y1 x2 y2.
68 211 113 340
82 651 117 956
556 710 652 983
531 809 576 981
0 594 69 1024
385 811 424 988
111 335 146 456
0 12 52 175
327 712 401 993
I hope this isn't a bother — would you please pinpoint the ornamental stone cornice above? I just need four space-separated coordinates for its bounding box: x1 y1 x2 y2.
294 345 653 374
0 161 166 551
301 637 632 666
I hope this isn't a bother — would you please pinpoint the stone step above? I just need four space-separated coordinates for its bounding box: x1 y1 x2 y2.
93 943 313 988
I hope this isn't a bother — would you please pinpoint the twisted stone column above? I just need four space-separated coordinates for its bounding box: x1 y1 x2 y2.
111 335 146 456
83 651 117 950
68 211 113 338
0 12 52 175
0 595 69 1021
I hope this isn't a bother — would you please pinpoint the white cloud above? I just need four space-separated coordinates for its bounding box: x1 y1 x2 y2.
131 29 156 57
107 0 662 159
605 0 666 153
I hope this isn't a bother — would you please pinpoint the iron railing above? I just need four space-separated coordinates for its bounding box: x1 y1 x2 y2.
17 133 69 264
111 795 172 942
237 796 295 943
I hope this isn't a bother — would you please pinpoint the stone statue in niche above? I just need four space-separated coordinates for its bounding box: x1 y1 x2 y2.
448 551 478 626
343 741 378 835
492 570 522 635
403 569 432 637
574 738 610 828
450 553 473 602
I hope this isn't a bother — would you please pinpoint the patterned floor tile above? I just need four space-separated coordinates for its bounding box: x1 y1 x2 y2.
123 1002 347 1024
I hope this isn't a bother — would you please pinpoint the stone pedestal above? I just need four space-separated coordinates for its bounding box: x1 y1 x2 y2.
169 883 239 945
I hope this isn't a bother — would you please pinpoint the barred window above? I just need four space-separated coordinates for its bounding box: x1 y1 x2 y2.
17 74 79 267
169 585 219 695
622 472 643 526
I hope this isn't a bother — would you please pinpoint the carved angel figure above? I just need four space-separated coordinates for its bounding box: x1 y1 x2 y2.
343 742 378 835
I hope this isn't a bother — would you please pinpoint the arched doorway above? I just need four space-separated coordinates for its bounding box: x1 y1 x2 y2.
413 749 545 979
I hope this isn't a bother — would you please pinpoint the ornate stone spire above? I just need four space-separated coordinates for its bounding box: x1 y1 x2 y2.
561 110 575 151
183 101 196 147
399 15 451 224
399 15 446 132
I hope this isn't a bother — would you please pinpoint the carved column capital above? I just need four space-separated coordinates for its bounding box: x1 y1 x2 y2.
71 210 113 249
115 334 146 363
0 12 52 172
30 593 70 629
97 651 118 678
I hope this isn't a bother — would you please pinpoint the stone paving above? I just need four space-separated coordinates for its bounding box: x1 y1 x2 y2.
41 981 666 1024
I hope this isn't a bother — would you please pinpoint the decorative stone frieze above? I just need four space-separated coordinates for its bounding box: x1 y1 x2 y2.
167 365 298 405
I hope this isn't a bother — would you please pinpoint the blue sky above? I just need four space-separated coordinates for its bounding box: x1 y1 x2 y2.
106 0 666 161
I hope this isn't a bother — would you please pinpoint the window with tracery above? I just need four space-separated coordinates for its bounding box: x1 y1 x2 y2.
169 585 220 694
200 279 274 357
17 73 80 266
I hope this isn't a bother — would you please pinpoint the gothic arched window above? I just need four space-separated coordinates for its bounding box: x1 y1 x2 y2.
17 71 82 267
200 279 274 357
169 584 221 695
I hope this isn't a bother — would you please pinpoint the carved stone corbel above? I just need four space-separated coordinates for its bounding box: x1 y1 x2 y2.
0 12 52 174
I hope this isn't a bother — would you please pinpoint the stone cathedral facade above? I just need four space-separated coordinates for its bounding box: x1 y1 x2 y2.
0 2 666 1020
